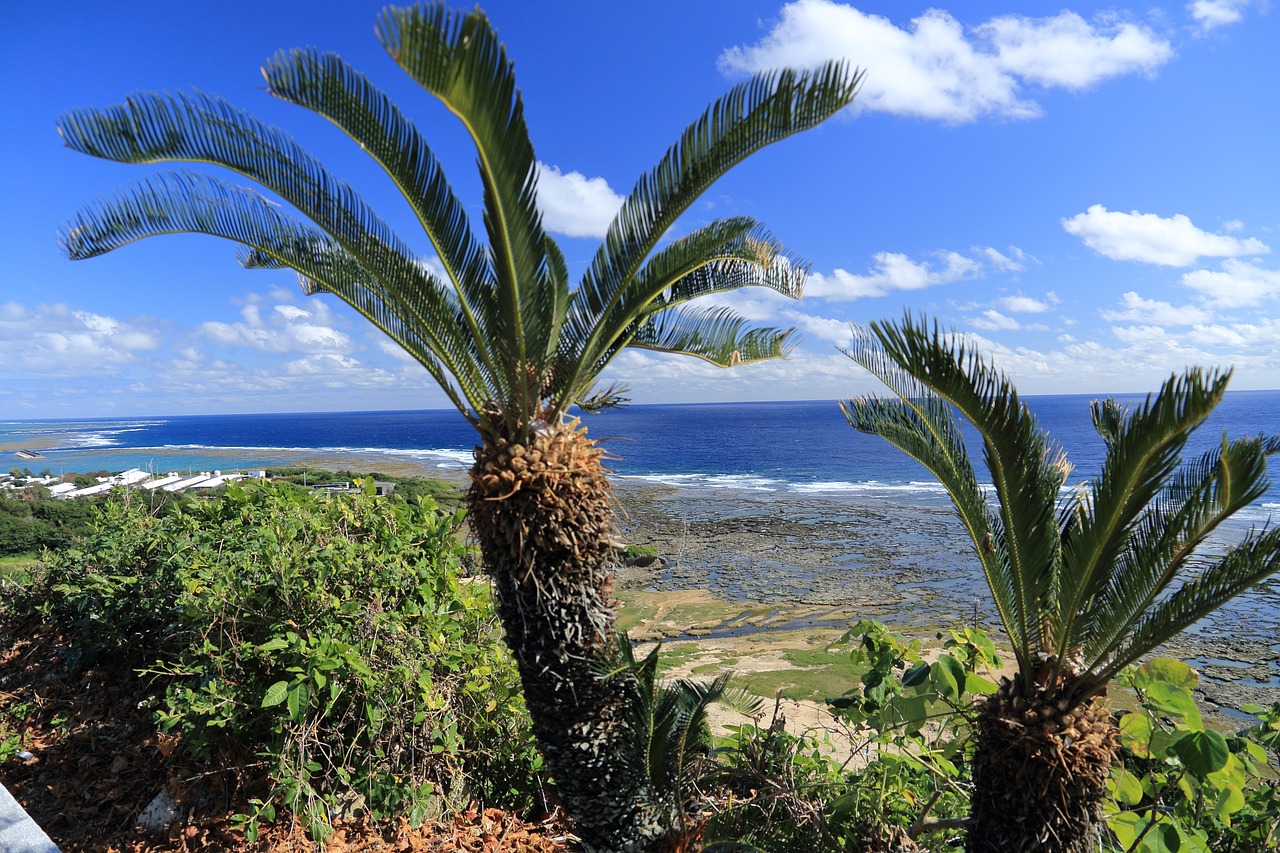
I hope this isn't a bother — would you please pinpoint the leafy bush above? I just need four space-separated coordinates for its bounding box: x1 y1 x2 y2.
28 481 542 839
1106 659 1280 853
0 490 99 556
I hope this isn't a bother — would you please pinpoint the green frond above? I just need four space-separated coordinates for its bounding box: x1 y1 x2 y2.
840 330 1029 665
1090 397 1127 448
60 170 476 416
575 383 631 414
561 62 861 410
856 316 1063 671
1055 370 1231 673
378 4 554 425
627 305 796 367
1094 526 1280 686
54 87 510 403
563 220 808 397
259 47 504 389
1077 434 1273 669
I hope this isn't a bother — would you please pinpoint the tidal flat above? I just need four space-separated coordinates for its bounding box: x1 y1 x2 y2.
610 480 1280 718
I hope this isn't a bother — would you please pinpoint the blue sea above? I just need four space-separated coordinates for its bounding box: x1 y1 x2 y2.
4 392 1279 525
3 394 1279 681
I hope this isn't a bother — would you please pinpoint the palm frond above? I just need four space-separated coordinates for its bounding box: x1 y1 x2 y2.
840 337 1029 667
1090 397 1127 448
626 305 796 367
1077 434 1273 669
379 4 554 427
60 170 476 416
1092 526 1280 686
260 47 505 390
856 317 1063 668
1054 371 1231 673
54 88 508 402
561 220 807 402
562 62 860 408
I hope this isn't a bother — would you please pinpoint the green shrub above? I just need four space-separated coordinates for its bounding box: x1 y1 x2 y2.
0 491 101 556
28 481 542 839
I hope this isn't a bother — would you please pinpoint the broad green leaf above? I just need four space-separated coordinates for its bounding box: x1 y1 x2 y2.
929 657 961 700
882 694 931 734
965 672 999 695
261 680 289 708
1145 681 1203 730
1111 767 1144 806
1214 781 1245 822
1119 711 1155 756
1108 811 1145 848
901 661 930 687
1133 658 1199 691
256 637 290 653
1171 729 1229 776
286 682 309 721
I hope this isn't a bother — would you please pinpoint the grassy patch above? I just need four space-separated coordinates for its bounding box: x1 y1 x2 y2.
0 553 37 585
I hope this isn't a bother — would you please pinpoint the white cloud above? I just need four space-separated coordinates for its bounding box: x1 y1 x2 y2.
199 297 353 353
1062 205 1269 266
718 1 1172 123
982 246 1033 272
978 12 1173 89
805 250 981 300
995 294 1054 313
1188 0 1250 30
1181 259 1280 307
599 348 867 404
0 303 159 376
971 309 1022 330
1110 324 1174 346
780 310 856 347
1186 318 1278 347
1099 291 1212 325
536 162 625 239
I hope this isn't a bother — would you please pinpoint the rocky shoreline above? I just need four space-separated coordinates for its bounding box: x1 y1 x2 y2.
609 479 1280 718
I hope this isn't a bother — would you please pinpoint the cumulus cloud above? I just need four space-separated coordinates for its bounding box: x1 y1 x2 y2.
1188 0 1251 30
536 162 625 239
0 302 159 376
805 250 981 300
780 310 857 347
1062 205 1269 266
1182 259 1280 307
718 1 1172 123
1100 291 1212 325
979 12 1173 89
995 293 1056 313
199 298 354 353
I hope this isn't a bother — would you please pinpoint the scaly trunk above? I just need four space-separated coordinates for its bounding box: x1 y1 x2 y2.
967 674 1117 853
467 419 677 852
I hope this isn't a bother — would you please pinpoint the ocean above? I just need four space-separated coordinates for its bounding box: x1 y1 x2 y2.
3 394 1279 684
4 392 1279 524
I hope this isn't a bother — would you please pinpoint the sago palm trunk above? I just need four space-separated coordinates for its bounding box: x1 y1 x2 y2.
967 672 1117 853
467 419 674 852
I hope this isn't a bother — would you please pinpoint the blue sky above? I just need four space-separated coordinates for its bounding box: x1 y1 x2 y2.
3 0 1278 417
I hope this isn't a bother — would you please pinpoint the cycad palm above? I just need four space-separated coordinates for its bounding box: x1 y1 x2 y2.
57 5 861 849
841 315 1280 853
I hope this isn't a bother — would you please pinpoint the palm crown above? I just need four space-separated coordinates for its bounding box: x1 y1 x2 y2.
58 5 860 444
842 316 1280 703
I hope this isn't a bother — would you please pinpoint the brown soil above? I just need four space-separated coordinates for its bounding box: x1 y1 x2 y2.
0 614 571 853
